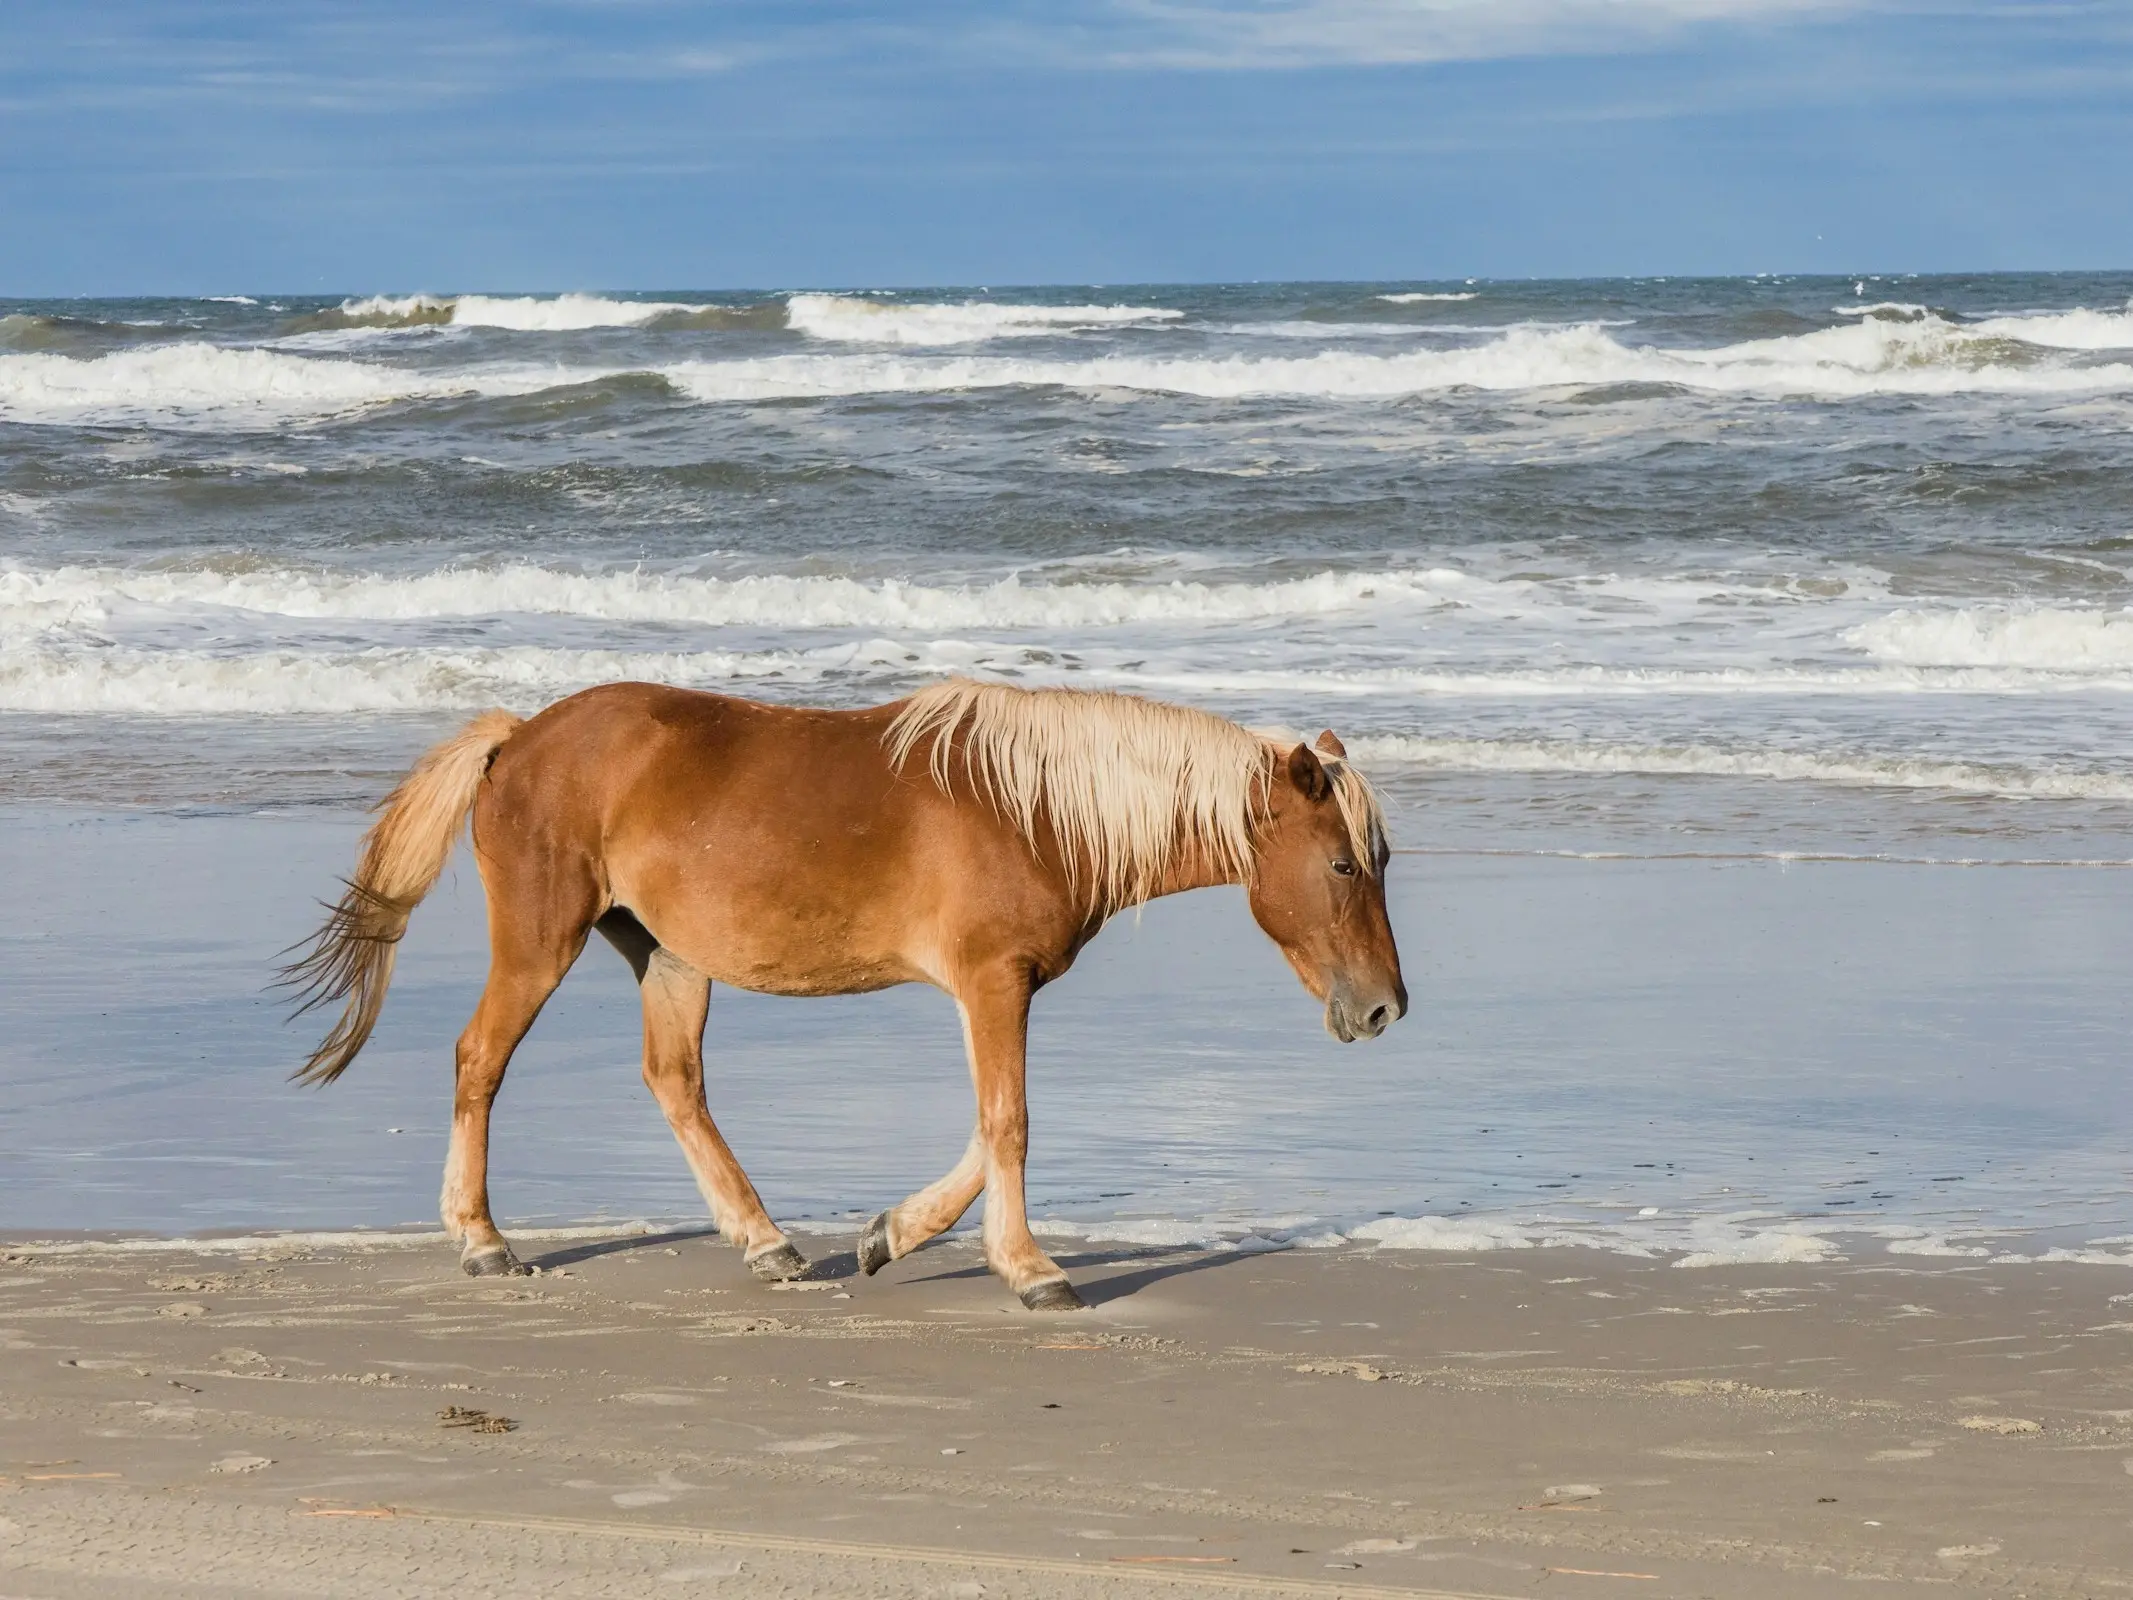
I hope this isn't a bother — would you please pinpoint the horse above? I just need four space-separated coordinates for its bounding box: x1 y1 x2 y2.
284 678 1407 1309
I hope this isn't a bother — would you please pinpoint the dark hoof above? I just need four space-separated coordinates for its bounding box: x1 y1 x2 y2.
747 1241 810 1282
857 1211 894 1277
461 1246 530 1278
1019 1278 1085 1312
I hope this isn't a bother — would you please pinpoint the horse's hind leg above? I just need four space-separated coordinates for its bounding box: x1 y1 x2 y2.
441 863 596 1277
631 941 807 1281
858 1131 984 1276
442 949 578 1277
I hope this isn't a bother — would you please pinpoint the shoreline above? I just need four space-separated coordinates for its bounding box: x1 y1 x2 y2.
4 1234 2130 1597
10 1209 2133 1272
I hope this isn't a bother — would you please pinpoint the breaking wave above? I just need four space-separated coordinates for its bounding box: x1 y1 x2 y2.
10 307 2133 427
1835 300 2133 351
0 313 182 354
1850 606 2133 671
663 317 2133 403
1966 304 2133 351
0 345 588 427
1377 291 1479 304
784 294 1184 346
292 292 780 334
0 638 936 715
0 561 1468 630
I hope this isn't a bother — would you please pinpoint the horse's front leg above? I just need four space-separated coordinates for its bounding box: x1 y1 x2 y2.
962 969 1082 1311
634 946 807 1281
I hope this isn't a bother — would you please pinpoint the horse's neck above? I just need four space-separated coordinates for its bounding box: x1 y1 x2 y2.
1142 838 1248 902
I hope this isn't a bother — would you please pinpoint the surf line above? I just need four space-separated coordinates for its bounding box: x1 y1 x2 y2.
389 1507 1500 1598
1393 847 2133 869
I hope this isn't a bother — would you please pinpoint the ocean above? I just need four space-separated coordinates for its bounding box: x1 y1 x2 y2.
5 274 2133 1263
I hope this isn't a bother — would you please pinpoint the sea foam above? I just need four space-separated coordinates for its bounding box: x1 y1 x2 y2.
0 561 1467 631
10 310 2133 429
784 294 1184 346
664 318 2133 403
0 344 567 427
1850 606 2133 671
332 292 717 331
1346 733 2133 801
1966 304 2133 351
0 639 906 715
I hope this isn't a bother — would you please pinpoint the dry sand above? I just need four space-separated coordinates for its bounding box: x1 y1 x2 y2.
3 1229 2129 1598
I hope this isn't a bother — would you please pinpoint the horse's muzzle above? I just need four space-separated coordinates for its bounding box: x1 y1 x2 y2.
1324 982 1407 1043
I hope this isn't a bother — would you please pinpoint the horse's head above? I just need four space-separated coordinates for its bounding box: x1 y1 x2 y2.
1248 731 1407 1042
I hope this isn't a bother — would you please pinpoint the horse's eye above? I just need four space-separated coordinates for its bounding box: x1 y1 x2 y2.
1331 858 1359 877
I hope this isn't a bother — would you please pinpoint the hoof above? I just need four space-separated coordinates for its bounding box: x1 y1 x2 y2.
857 1211 894 1277
746 1241 810 1282
461 1245 530 1278
1018 1277 1085 1312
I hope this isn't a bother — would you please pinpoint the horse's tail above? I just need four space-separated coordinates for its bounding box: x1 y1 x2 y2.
282 709 524 1086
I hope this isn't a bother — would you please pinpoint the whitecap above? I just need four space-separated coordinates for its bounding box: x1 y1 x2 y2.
1849 605 2133 671
13 312 2133 430
663 318 2133 403
0 560 1466 631
784 293 1183 346
1965 304 2133 351
329 292 715 331
448 293 712 331
0 344 574 428
0 637 935 716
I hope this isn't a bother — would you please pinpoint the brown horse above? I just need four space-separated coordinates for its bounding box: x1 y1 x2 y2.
286 679 1406 1309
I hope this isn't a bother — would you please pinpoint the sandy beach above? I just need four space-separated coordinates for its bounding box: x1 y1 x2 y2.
4 1229 2130 1598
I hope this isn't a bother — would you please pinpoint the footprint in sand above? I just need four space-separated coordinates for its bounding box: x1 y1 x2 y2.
1958 1415 2041 1435
568 1470 691 1507
760 1432 864 1454
659 1559 743 1581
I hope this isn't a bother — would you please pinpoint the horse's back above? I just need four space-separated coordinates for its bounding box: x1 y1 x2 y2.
472 683 1011 992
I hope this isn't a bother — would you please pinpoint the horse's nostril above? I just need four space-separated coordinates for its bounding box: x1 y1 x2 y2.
1365 1004 1390 1033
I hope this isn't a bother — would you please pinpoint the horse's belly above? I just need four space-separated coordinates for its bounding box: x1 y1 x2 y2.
654 906 923 998
704 948 914 997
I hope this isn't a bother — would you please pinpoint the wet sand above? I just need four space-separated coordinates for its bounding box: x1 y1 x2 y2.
11 805 2133 1250
4 1230 2130 1598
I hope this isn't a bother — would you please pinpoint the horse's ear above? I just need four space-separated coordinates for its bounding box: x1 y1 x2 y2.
1286 742 1332 802
1314 729 1348 760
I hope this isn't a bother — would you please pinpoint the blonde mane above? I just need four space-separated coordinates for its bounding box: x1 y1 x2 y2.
885 679 1386 912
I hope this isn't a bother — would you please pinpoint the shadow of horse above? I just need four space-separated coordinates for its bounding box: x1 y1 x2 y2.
528 1226 718 1270
905 1245 1263 1305
528 1227 1266 1306
530 1227 864 1280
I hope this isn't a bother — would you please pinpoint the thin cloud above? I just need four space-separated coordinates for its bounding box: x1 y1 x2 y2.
1094 0 1872 68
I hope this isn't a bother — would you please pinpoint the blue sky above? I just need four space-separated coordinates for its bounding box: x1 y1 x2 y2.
4 1 2129 293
